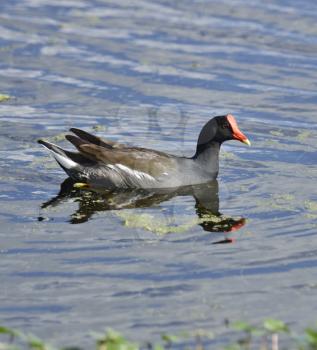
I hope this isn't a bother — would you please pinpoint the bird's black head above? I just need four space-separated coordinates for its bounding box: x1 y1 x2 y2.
196 114 250 153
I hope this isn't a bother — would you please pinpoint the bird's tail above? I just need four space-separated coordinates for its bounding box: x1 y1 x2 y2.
38 139 79 172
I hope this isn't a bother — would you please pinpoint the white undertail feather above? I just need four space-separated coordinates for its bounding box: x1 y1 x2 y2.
40 141 78 170
53 152 78 170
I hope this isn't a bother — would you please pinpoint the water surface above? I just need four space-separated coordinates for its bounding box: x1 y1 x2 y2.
0 0 317 348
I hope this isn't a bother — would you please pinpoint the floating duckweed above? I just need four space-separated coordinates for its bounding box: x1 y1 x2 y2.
87 15 102 25
221 151 237 160
257 193 297 212
191 62 200 68
239 185 249 192
264 139 279 147
32 155 57 169
304 200 317 212
0 94 11 102
296 130 311 142
304 201 317 220
1 319 317 350
274 193 295 202
270 130 284 137
268 194 296 210
92 125 107 132
305 213 317 220
116 211 231 235
117 212 196 234
50 132 68 142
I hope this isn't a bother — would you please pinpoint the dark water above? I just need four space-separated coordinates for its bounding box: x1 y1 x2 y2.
1 0 317 347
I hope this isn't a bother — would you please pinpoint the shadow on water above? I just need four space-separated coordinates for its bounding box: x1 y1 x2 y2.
40 178 246 243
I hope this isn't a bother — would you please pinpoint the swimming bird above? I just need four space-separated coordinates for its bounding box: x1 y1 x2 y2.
38 114 250 189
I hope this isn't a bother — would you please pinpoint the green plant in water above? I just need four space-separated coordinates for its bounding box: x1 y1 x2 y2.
0 94 11 102
116 210 232 235
95 329 138 350
1 320 317 350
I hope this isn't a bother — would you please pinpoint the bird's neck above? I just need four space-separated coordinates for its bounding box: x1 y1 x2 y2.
192 141 220 172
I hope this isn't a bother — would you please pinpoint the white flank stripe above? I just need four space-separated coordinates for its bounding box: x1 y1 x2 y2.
114 163 155 181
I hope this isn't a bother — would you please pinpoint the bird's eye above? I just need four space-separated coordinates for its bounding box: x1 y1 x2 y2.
222 122 230 129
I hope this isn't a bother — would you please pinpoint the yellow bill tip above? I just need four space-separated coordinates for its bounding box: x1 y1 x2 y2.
242 138 251 146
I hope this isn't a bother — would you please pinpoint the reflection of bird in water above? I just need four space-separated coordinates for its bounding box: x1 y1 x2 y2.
192 184 245 238
40 178 246 244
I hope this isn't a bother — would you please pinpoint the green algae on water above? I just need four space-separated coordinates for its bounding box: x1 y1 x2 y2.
296 130 311 142
116 211 197 234
116 211 226 235
304 200 317 212
92 124 107 132
256 193 297 212
270 130 284 137
221 151 237 160
0 94 11 102
48 132 68 143
304 200 317 220
1 318 317 350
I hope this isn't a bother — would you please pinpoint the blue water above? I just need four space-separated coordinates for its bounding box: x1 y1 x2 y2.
0 0 317 348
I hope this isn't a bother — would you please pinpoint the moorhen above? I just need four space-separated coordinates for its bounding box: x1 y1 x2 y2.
38 114 250 189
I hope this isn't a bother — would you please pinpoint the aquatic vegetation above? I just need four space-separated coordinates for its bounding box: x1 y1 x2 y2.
116 210 237 235
1 1 317 349
296 130 311 142
256 193 297 212
1 320 317 350
0 94 11 102
116 211 205 234
92 124 107 132
47 132 68 143
269 130 284 137
304 200 317 220
220 151 237 160
304 200 317 212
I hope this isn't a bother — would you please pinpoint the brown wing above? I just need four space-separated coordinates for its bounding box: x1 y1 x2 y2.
70 128 126 149
65 134 175 178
